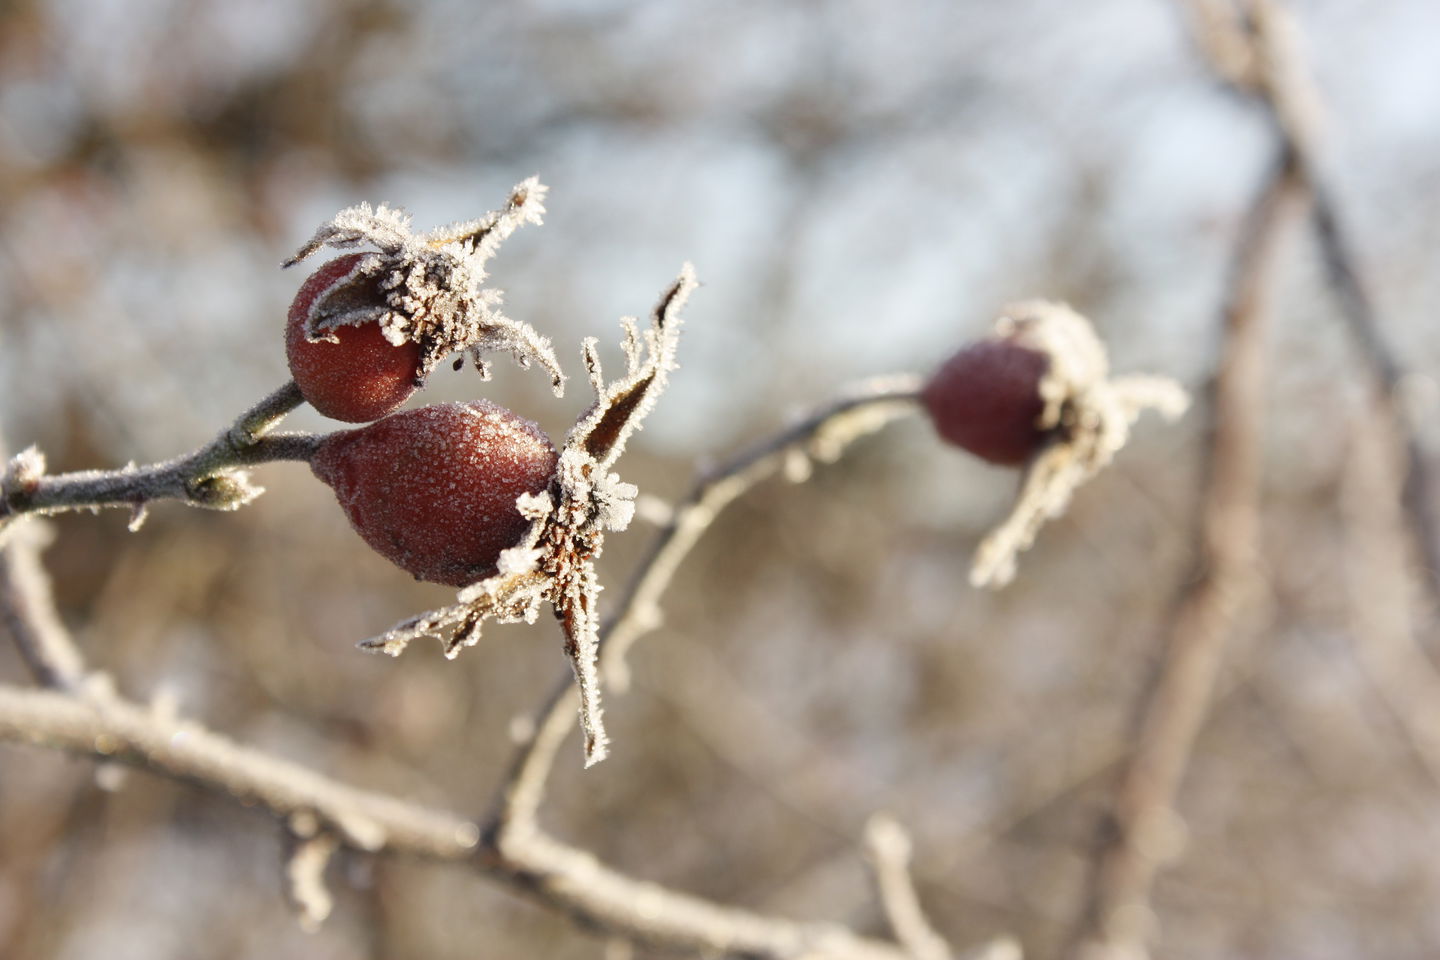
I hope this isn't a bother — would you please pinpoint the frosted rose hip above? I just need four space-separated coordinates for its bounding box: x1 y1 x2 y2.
286 254 423 423
922 337 1051 466
312 401 558 586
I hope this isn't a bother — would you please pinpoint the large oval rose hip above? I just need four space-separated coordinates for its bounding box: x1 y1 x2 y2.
312 401 558 586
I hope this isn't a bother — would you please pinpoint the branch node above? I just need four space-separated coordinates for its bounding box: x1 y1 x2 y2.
331 809 388 852
185 471 265 511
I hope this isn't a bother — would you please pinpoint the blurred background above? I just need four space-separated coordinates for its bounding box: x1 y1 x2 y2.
1 0 1438 957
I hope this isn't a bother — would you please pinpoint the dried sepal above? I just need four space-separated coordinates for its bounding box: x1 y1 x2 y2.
571 264 695 468
284 177 564 393
556 558 607 761
359 265 699 767
971 301 1189 588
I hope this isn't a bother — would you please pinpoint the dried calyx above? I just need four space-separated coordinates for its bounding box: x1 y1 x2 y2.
355 264 699 768
284 177 564 395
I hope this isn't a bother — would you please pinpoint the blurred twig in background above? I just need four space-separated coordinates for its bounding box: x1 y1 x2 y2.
1064 146 1304 960
1180 0 1440 624
1068 1 1438 956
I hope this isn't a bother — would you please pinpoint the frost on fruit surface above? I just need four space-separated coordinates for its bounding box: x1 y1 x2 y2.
285 254 426 422
284 177 565 393
312 402 560 588
360 264 699 767
971 300 1190 589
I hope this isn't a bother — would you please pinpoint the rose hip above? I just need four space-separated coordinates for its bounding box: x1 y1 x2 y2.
922 337 1052 466
286 254 422 423
311 401 558 586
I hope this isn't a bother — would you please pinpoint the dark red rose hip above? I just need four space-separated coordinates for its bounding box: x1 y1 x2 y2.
311 401 559 586
922 337 1051 466
286 254 423 423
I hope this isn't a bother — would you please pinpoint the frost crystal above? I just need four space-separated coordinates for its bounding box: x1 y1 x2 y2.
360 264 699 767
2 445 46 494
971 301 1190 588
285 177 564 393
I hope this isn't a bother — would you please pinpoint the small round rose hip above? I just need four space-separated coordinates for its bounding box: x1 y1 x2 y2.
286 254 423 423
921 335 1052 466
311 401 558 586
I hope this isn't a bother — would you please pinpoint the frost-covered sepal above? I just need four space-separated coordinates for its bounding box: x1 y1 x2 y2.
285 178 565 394
356 265 699 768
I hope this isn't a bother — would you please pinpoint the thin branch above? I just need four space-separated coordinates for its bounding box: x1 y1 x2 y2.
1063 152 1306 960
864 814 953 960
1309 192 1440 615
0 684 479 858
1338 407 1440 783
0 522 91 695
0 682 917 960
485 827 914 959
608 373 926 691
0 428 97 696
1174 0 1440 627
1 381 316 521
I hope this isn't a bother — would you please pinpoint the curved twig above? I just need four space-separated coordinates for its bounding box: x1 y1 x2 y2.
1 381 316 520
0 685 478 858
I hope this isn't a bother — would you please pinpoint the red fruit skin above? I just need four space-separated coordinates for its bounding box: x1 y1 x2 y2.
312 401 558 587
921 337 1051 466
286 254 423 423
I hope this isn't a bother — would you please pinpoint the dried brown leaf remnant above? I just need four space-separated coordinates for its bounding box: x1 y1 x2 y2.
970 302 1189 589
360 264 699 767
284 177 565 392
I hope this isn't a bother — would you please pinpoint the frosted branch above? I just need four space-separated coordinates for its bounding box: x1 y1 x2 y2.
864 814 953 960
0 382 318 521
0 428 107 698
0 520 97 696
0 682 928 959
0 684 478 858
